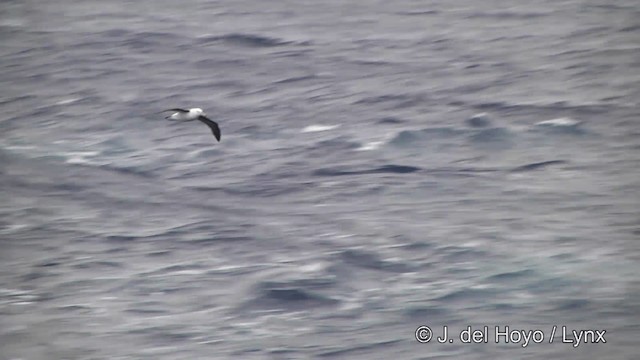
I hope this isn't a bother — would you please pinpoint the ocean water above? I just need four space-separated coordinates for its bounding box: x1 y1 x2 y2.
1 0 639 359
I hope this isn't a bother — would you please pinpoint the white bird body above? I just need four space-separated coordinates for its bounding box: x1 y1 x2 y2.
160 107 221 141
167 108 204 121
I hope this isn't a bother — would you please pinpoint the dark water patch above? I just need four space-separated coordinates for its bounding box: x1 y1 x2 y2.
476 100 613 116
589 4 638 11
353 94 425 109
94 138 134 156
396 10 440 16
388 127 466 147
111 278 194 296
466 10 551 20
311 137 361 150
94 164 157 178
469 127 514 147
510 160 568 173
124 31 186 47
104 246 130 256
435 287 498 303
386 129 419 145
349 59 396 66
72 260 122 270
339 249 416 273
553 298 591 311
476 101 525 112
354 94 410 105
466 113 492 128
378 116 405 124
86 30 189 54
268 348 299 356
531 122 587 135
2 174 89 195
123 300 167 314
144 263 207 276
35 260 64 268
273 74 318 84
394 239 434 251
313 164 421 177
196 33 295 47
0 94 38 107
318 339 402 358
194 57 249 69
563 26 615 40
101 28 130 38
304 137 362 157
553 49 595 60
402 305 450 319
158 222 233 242
187 185 228 194
146 250 172 257
244 281 339 311
186 235 254 245
491 302 528 311
313 164 498 178
428 167 498 177
270 48 315 57
126 325 198 343
487 269 536 282
436 246 489 263
125 307 167 315
21 270 59 282
55 304 93 313
0 25 22 36
105 234 152 243
527 276 574 295
487 35 535 43
620 24 640 33
451 156 485 164
232 124 274 140
222 180 311 198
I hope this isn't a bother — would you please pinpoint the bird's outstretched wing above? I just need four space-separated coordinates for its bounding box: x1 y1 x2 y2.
159 108 189 113
198 115 221 142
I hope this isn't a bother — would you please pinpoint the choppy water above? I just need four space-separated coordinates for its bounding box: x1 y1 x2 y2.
1 0 639 359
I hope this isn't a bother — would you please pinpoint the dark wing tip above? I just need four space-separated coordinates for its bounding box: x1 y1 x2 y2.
212 126 221 141
198 115 221 142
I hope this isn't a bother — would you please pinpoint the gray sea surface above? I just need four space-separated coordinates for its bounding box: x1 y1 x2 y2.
1 0 639 359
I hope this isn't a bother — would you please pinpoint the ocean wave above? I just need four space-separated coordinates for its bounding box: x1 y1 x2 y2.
388 127 467 147
395 10 440 16
532 117 584 134
98 29 187 50
353 94 424 109
475 100 612 114
313 164 421 177
304 137 362 155
466 113 492 128
465 10 552 20
338 249 416 273
487 269 536 282
301 124 340 133
469 127 514 148
272 74 320 84
510 160 568 172
243 279 339 312
196 33 301 47
377 117 405 124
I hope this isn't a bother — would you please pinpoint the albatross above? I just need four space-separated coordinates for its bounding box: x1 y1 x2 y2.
160 108 221 141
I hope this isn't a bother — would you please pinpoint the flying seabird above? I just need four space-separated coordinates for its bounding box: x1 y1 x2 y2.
160 108 221 141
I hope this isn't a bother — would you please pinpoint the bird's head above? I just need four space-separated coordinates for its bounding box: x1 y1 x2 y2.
191 108 205 116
